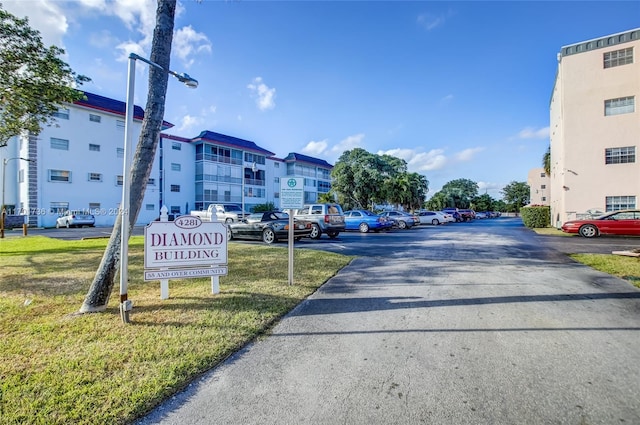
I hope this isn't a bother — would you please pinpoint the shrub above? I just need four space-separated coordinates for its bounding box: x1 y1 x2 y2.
521 205 550 228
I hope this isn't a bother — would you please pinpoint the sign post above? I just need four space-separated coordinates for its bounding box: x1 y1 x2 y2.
280 178 304 285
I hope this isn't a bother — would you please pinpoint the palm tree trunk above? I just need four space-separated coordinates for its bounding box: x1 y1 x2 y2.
80 0 176 313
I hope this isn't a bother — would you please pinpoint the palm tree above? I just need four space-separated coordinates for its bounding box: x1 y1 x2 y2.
543 145 551 176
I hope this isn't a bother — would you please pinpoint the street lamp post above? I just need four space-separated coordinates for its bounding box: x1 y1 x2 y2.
119 53 197 323
1 157 32 238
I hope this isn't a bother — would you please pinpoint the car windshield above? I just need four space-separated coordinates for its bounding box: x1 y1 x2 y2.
273 212 289 219
225 205 243 212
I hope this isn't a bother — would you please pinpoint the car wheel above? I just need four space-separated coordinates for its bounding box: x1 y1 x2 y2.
262 228 276 244
225 218 233 224
226 227 233 241
432 219 439 225
359 222 369 233
309 224 321 239
398 220 407 229
579 224 599 238
328 231 339 239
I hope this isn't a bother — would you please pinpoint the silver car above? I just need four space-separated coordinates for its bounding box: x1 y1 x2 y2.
56 210 95 228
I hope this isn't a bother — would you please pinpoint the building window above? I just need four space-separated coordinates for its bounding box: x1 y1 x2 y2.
604 47 633 68
541 197 547 202
116 175 123 186
89 143 100 152
172 142 181 150
89 203 101 212
540 172 546 178
171 163 181 171
605 146 635 164
53 107 69 120
274 177 280 183
116 120 125 130
170 184 180 192
170 206 180 214
117 148 124 158
274 162 279 168
50 202 69 214
89 114 102 123
148 178 156 186
48 169 71 182
606 196 636 211
19 169 24 183
605 96 635 116
541 184 546 189
88 173 102 182
146 204 155 211
244 153 266 165
50 137 69 150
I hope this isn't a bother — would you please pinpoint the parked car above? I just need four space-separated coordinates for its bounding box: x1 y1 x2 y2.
191 203 248 223
417 211 449 225
293 203 345 239
442 208 462 222
379 211 415 229
561 209 640 238
55 210 95 228
458 209 476 221
226 211 312 244
475 212 488 219
344 210 392 233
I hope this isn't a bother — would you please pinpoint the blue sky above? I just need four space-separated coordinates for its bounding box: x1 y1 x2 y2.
4 1 640 199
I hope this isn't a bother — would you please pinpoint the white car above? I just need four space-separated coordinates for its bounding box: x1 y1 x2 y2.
417 211 451 225
56 210 95 228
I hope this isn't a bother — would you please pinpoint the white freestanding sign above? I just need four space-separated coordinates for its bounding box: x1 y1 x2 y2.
144 211 228 299
280 177 304 210
280 178 304 285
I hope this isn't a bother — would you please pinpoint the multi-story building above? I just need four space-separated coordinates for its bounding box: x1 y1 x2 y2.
527 168 550 206
0 91 334 228
549 28 640 227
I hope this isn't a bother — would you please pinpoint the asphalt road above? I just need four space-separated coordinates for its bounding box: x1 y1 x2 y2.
132 218 640 425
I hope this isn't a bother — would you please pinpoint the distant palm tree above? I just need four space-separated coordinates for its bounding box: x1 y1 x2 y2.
543 145 551 176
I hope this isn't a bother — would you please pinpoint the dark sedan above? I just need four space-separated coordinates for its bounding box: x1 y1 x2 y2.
561 209 640 238
226 211 313 244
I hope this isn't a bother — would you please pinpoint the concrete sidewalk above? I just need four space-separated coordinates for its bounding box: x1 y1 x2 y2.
137 229 640 425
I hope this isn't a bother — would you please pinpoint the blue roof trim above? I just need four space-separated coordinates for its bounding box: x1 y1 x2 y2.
193 130 275 156
284 152 333 168
74 91 174 129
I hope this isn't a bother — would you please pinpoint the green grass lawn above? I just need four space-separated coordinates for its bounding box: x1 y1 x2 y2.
0 236 353 424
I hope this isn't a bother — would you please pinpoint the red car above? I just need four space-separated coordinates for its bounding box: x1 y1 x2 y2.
561 209 640 238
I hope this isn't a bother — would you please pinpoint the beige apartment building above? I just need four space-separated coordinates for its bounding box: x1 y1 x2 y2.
527 167 550 206
549 28 640 227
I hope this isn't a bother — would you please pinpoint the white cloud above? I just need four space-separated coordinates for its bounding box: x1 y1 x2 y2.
441 94 454 103
2 0 68 48
173 25 212 68
331 133 365 155
455 147 484 161
417 13 445 31
378 148 448 172
176 114 203 132
247 77 276 111
302 140 329 156
515 126 550 140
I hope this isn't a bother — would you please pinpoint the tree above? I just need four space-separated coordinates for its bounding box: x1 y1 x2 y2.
80 0 177 313
440 178 478 208
0 5 90 147
501 181 530 213
542 145 551 176
470 193 496 212
331 148 387 210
